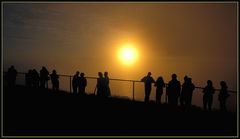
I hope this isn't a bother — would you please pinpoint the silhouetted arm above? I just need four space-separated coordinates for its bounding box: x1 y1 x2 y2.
15 70 18 77
192 84 195 91
202 87 206 94
177 82 181 97
154 81 157 87
85 78 87 87
151 77 155 83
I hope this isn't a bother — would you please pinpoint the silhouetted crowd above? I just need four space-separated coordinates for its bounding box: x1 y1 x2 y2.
72 71 87 95
5 66 230 112
25 66 59 91
141 72 230 111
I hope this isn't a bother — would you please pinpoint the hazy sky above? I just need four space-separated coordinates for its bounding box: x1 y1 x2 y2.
3 2 237 92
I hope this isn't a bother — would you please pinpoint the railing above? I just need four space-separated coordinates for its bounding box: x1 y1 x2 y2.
5 71 237 96
15 72 143 101
8 72 239 93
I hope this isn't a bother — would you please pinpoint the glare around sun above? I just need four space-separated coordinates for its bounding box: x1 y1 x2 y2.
118 44 138 65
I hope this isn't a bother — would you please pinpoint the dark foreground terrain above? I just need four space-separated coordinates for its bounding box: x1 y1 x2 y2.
3 85 237 136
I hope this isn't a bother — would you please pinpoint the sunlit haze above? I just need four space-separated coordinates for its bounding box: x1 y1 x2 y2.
3 2 237 111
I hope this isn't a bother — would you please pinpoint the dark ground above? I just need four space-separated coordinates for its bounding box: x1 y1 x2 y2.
3 85 237 137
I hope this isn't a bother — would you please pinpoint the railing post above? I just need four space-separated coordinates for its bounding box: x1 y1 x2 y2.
132 81 135 101
70 76 72 93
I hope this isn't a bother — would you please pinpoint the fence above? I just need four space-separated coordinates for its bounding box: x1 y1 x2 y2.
3 71 237 111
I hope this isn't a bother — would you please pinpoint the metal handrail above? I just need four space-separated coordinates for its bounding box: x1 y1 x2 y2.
3 71 237 99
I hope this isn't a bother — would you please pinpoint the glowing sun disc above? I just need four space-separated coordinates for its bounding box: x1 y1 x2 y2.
118 44 138 65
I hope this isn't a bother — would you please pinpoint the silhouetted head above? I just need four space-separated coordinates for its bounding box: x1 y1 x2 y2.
158 76 163 81
80 72 85 77
147 72 151 76
104 72 108 77
188 78 192 83
207 80 213 86
220 81 227 89
172 74 177 79
52 70 56 74
98 72 103 78
75 71 80 76
33 69 37 73
28 70 32 75
10 65 14 69
184 76 188 81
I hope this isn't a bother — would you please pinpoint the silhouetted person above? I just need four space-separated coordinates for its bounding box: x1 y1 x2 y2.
154 76 165 104
218 81 230 112
141 72 155 103
180 76 189 107
25 70 33 87
40 66 49 88
6 65 17 87
50 70 59 91
79 72 87 95
32 69 40 88
167 74 181 107
180 76 195 107
72 71 80 95
185 78 195 107
202 80 215 111
96 72 105 97
104 72 111 97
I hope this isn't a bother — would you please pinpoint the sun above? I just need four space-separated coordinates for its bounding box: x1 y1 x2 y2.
118 44 138 65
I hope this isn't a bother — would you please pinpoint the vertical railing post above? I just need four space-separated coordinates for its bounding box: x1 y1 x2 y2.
132 81 135 101
70 76 72 93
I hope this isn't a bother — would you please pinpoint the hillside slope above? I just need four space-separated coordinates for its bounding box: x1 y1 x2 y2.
3 85 237 136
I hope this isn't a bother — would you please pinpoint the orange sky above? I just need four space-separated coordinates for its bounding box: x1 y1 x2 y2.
3 2 238 111
4 2 237 89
